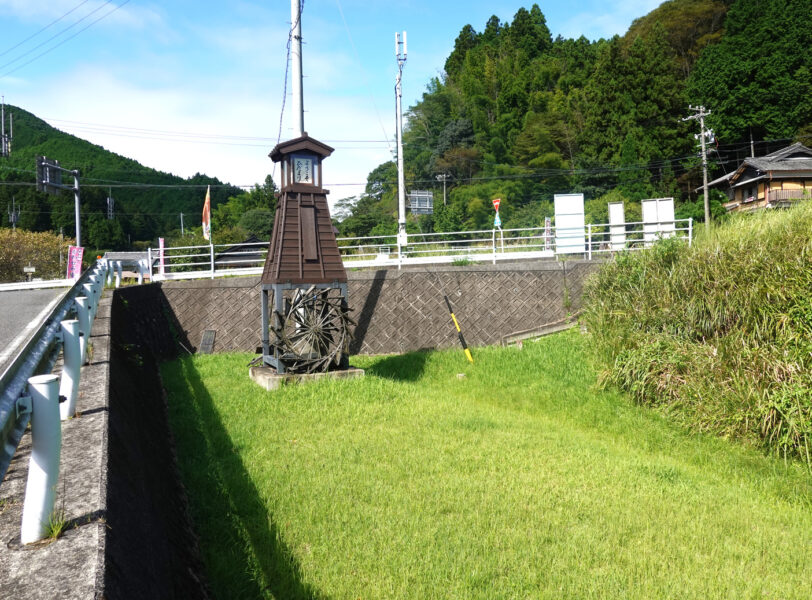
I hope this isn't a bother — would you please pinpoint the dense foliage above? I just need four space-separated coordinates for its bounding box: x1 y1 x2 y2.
583 202 812 465
0 228 74 281
687 0 812 142
337 0 810 238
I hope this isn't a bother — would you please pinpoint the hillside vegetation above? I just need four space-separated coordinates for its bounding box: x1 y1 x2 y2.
337 0 811 238
0 106 245 248
583 202 812 465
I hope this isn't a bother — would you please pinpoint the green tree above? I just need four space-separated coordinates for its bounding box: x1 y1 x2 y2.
238 209 274 237
687 0 812 142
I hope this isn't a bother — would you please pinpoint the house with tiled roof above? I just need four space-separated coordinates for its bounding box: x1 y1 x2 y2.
708 142 812 213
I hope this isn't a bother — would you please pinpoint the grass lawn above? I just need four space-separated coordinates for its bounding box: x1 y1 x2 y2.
162 331 812 600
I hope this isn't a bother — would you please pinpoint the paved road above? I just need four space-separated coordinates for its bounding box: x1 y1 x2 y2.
0 289 66 376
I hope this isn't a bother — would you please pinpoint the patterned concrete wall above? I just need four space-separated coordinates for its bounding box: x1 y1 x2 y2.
147 260 601 355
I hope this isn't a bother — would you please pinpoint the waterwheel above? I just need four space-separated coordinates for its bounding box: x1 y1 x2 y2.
270 285 354 374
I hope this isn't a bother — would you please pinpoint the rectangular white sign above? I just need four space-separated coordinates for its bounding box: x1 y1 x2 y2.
642 198 675 245
554 193 585 255
608 201 626 251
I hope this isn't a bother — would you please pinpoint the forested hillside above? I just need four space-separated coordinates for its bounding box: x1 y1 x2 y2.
0 106 244 249
2 0 809 248
337 0 812 237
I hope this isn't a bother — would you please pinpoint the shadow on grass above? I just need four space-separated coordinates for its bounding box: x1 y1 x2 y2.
169 358 327 600
366 349 432 382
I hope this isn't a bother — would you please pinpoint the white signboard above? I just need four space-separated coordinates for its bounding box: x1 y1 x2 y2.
554 193 585 255
642 197 676 245
608 201 626 251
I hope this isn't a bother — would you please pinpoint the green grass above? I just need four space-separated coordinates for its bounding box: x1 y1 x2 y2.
162 331 812 599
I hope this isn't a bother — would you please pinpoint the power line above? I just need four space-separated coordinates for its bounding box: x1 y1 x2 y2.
0 0 115 72
39 125 390 148
0 0 93 59
42 115 392 143
334 0 392 153
0 0 131 79
0 156 742 190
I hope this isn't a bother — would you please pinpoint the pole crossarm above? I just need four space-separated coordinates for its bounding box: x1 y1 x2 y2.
36 156 82 246
683 105 712 232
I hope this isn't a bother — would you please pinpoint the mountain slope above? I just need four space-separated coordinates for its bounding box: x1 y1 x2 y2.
0 105 243 246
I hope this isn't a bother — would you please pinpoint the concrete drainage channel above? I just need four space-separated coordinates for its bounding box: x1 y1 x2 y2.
0 291 210 599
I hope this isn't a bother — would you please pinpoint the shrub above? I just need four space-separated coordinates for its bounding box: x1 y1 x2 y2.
583 202 812 465
0 229 75 282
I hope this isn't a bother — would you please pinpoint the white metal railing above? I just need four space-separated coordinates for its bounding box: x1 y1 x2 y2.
146 219 693 280
0 261 107 544
147 241 270 281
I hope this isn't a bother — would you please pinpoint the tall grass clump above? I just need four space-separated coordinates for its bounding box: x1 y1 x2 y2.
583 201 812 465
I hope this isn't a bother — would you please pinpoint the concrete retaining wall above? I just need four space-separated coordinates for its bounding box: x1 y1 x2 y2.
153 261 600 356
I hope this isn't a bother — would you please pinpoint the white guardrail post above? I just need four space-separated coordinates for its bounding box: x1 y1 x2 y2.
0 262 108 544
114 261 122 288
688 217 693 246
20 374 61 544
90 270 101 304
106 260 114 286
58 320 81 420
82 281 97 324
74 296 90 364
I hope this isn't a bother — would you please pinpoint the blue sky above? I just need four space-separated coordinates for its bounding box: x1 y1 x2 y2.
0 0 662 202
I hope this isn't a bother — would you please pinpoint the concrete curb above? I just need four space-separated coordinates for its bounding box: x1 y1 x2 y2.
0 295 111 599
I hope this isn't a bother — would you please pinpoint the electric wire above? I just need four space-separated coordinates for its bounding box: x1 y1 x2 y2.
0 0 131 80
334 0 392 152
272 0 304 183
42 116 391 144
0 0 115 72
0 0 93 60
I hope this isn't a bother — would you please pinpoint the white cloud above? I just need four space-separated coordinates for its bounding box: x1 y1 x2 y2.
12 60 390 207
556 0 664 40
0 0 166 31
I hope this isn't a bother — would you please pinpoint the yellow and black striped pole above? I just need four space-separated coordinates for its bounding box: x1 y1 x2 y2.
444 295 474 364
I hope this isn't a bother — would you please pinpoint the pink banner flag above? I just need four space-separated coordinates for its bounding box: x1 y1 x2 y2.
66 246 84 279
202 185 211 241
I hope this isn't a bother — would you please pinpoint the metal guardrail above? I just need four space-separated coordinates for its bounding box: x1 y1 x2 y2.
0 261 107 543
0 279 77 292
147 219 693 280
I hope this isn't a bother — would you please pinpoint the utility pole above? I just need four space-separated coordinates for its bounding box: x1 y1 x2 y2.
290 0 304 138
37 156 83 246
395 31 408 247
107 193 115 220
435 173 449 205
180 212 185 236
8 197 20 230
750 127 755 158
0 96 11 158
683 105 712 232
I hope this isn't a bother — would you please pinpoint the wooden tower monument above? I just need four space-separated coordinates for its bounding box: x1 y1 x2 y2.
259 134 352 374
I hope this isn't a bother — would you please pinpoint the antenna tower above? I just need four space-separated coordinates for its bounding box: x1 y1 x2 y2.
395 31 407 246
